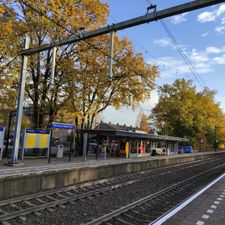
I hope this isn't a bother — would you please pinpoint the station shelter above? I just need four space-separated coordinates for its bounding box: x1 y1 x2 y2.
78 129 188 158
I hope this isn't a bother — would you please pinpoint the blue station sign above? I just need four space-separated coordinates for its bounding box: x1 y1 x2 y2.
26 129 50 134
0 127 4 132
51 122 75 130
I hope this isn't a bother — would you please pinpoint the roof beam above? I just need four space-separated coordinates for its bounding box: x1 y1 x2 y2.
19 0 225 55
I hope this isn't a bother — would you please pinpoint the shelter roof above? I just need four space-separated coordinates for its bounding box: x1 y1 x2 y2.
78 129 188 142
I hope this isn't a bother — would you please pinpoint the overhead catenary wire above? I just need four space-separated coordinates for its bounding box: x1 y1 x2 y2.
109 13 160 113
15 0 156 88
160 20 207 88
109 13 165 85
144 0 208 89
109 14 158 61
17 1 150 80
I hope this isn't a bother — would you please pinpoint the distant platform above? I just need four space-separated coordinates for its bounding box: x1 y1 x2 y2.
0 151 224 201
0 152 221 177
153 172 225 225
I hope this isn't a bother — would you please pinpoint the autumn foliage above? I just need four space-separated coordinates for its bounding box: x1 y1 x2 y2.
0 0 159 128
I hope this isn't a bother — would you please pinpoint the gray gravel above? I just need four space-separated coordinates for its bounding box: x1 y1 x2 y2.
8 157 225 225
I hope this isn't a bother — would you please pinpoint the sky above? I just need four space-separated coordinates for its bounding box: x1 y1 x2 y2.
100 0 225 126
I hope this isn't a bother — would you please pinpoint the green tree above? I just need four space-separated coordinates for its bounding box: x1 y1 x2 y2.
151 79 225 148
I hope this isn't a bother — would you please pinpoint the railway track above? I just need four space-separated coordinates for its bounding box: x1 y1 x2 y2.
84 163 225 225
0 156 224 225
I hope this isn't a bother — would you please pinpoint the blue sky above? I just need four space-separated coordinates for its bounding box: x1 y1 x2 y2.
101 0 225 126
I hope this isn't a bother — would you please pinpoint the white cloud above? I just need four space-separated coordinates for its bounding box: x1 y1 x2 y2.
152 38 225 85
197 4 225 23
194 62 213 74
217 4 225 16
201 32 208 37
206 46 222 54
197 11 216 23
149 57 190 78
214 54 225 64
150 55 212 80
171 13 188 24
215 25 225 33
102 91 159 126
148 44 225 79
221 17 225 24
197 4 225 34
153 38 171 47
153 38 187 52
191 49 209 63
139 90 159 110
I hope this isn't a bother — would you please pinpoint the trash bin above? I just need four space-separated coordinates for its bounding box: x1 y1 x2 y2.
57 145 64 158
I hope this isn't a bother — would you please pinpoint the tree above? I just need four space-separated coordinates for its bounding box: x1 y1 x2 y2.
1 0 109 127
136 111 150 132
65 35 158 128
1 0 159 129
0 4 20 125
150 79 225 148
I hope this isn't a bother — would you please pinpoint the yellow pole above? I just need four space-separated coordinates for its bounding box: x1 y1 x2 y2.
125 141 129 158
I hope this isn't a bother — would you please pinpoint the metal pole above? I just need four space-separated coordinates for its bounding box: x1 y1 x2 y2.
108 31 114 80
48 130 53 163
69 130 73 162
215 126 217 151
50 47 57 87
96 135 99 159
10 37 29 165
19 0 225 56
20 130 25 160
4 111 12 157
82 133 87 161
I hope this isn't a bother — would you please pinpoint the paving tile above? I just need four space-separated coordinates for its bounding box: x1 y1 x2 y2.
163 174 225 225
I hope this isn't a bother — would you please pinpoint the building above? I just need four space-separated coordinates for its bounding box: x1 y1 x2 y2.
79 122 188 158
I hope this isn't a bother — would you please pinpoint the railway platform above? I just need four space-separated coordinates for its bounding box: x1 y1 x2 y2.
0 151 224 201
154 172 225 225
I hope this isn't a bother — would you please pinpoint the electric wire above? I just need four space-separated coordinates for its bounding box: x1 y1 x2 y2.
16 0 157 90
109 14 157 61
109 13 159 113
144 0 208 89
19 0 142 78
160 20 206 88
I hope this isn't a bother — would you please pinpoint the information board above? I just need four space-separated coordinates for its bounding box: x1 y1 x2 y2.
22 129 51 159
23 129 50 149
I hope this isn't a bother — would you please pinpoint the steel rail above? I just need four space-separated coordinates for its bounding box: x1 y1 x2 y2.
0 157 209 206
0 156 219 207
0 156 223 223
0 180 138 222
84 163 225 225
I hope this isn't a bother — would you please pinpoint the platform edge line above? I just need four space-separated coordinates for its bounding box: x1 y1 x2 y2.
151 172 225 225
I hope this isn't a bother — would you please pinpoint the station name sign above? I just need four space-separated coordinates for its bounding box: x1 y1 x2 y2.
51 122 75 130
26 129 50 134
0 127 4 132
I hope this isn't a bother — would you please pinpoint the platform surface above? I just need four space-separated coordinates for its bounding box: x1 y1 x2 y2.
0 151 222 178
161 173 225 225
